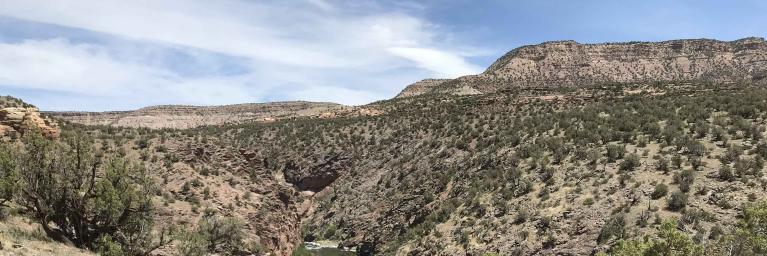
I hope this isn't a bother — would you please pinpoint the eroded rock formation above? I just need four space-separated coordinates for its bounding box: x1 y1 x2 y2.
0 107 60 139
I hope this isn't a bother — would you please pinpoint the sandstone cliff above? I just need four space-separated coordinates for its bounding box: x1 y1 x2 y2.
397 37 767 98
0 96 59 139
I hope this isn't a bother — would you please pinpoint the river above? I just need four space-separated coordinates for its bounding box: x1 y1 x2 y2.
293 241 356 256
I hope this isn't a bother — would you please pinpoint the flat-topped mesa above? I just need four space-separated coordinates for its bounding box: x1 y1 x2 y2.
133 101 341 113
397 37 767 98
48 101 348 129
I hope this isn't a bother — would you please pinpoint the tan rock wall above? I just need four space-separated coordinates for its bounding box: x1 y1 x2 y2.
0 107 59 139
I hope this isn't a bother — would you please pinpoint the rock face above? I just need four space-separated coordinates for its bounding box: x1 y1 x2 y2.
48 101 348 129
0 107 60 139
398 37 767 97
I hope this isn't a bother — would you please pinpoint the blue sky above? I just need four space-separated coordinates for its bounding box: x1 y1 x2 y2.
0 0 764 111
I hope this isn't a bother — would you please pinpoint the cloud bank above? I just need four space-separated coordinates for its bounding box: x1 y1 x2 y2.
0 0 484 110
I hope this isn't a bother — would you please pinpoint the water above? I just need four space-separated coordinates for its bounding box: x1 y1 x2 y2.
293 243 356 256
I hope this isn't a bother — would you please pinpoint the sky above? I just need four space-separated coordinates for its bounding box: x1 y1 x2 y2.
0 0 765 111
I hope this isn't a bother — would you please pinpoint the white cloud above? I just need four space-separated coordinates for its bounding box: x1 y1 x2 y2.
388 47 483 78
0 39 153 94
0 0 486 110
0 39 261 107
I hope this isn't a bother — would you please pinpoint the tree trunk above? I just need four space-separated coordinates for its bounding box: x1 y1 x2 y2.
40 222 77 247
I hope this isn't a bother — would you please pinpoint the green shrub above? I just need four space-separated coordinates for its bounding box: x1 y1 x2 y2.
597 214 626 244
721 145 742 164
719 165 735 182
655 158 670 173
651 183 668 200
177 209 248 255
610 220 702 256
671 154 683 169
136 138 150 149
689 156 703 170
709 224 723 240
667 191 688 211
324 224 338 239
607 144 626 163
619 153 641 172
96 235 125 256
711 201 767 255
674 169 695 193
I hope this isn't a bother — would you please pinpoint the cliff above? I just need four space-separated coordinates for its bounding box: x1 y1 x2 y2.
397 37 767 98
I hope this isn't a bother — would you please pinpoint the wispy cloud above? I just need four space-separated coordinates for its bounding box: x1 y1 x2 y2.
388 47 482 78
0 0 485 110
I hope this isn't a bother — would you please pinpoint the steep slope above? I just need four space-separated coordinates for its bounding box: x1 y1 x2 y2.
48 101 348 129
262 84 767 255
398 37 767 98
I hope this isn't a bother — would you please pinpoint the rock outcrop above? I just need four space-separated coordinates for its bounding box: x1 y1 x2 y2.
398 37 767 97
0 107 60 139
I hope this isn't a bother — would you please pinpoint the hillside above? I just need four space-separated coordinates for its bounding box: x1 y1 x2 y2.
397 37 767 98
2 38 767 256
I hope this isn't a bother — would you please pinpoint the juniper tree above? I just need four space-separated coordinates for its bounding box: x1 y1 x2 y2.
0 143 16 206
14 132 170 255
